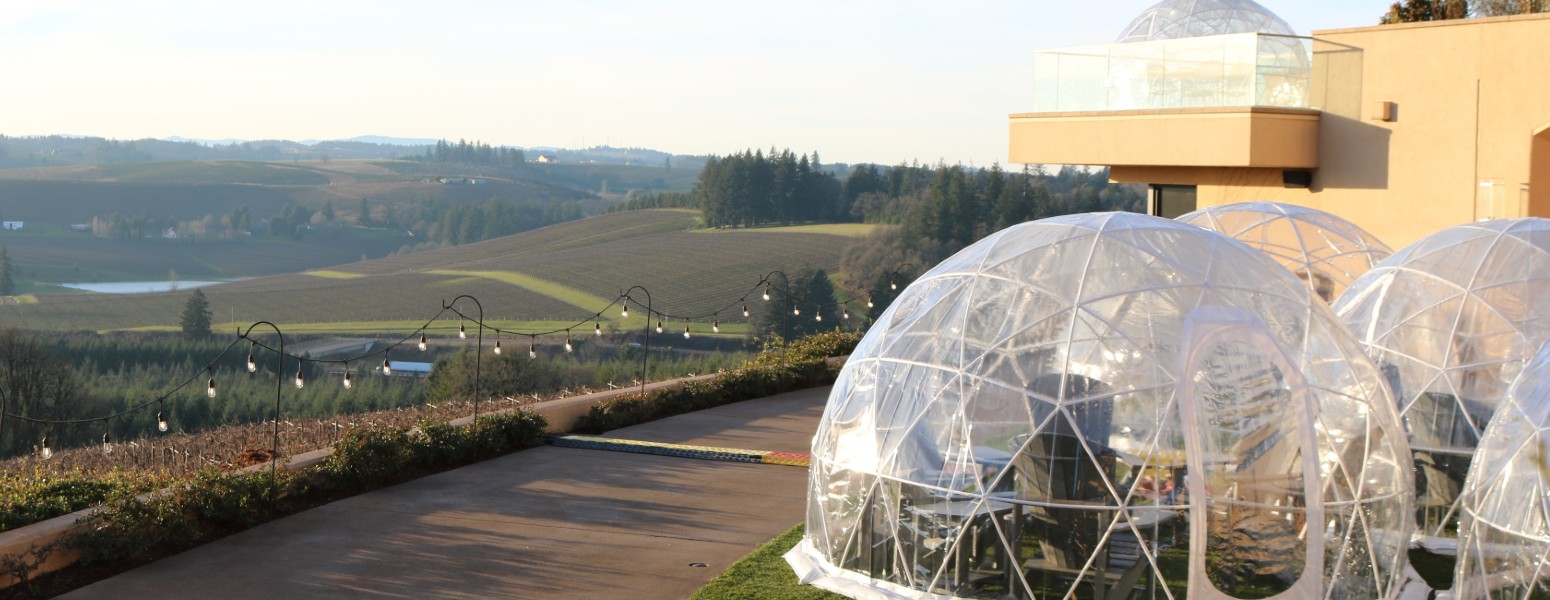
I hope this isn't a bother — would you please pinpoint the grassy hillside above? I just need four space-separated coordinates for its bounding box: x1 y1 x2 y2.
2 210 873 333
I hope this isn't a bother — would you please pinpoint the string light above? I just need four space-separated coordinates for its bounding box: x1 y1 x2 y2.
207 371 217 398
493 339 502 355
595 321 602 336
742 305 749 318
683 326 691 340
295 368 305 389
157 407 169 433
101 431 113 455
713 320 720 333
529 342 538 359
843 309 850 320
891 280 898 291
564 332 573 353
343 370 353 389
459 322 467 339
382 353 393 376
656 320 663 334
41 436 52 460
763 287 771 301
867 299 875 308
793 306 801 316
247 346 257 373
815 312 823 322
419 334 428 352
621 305 630 319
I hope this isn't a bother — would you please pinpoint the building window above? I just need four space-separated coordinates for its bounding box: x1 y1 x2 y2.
1150 184 1197 219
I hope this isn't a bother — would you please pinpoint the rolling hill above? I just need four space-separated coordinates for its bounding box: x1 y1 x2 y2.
1 210 886 334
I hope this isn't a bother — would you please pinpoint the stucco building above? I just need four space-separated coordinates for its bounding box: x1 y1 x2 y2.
1010 1 1550 248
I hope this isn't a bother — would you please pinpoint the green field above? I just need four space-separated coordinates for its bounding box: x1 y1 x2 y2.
1 210 859 334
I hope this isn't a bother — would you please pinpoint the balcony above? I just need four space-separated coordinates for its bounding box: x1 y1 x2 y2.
1010 33 1322 170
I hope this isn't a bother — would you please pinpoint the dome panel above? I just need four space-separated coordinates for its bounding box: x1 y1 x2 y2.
1454 341 1550 597
1178 201 1393 302
1334 218 1550 538
790 212 1412 599
1118 0 1297 42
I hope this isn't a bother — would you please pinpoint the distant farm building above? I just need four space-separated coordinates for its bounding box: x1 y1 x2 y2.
535 154 558 163
1 222 21 231
70 224 90 232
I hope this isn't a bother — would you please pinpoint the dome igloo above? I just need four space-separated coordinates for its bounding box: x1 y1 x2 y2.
1117 0 1297 42
1334 218 1550 538
788 212 1413 600
1177 202 1393 302
1454 341 1550 598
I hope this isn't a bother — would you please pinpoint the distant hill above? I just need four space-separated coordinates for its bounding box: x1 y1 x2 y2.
0 210 883 333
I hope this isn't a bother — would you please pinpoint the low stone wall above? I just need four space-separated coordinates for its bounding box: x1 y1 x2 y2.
0 372 721 588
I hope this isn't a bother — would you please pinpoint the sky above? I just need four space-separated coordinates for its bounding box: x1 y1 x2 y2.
0 1 1385 166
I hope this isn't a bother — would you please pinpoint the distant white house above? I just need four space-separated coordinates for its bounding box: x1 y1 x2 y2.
535 154 558 163
70 223 90 232
1 221 21 231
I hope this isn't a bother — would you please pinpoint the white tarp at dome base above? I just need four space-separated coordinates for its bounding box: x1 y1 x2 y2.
1333 218 1550 539
788 212 1413 600
1177 202 1393 302
1454 340 1550 598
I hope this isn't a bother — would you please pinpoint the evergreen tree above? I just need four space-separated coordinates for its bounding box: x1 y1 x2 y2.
0 245 13 295
179 289 213 339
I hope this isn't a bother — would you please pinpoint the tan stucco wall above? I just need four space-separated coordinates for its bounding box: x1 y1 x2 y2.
1009 108 1319 168
1016 14 1550 250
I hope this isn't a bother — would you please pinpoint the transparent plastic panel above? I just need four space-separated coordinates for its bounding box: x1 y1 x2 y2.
1178 202 1393 302
802 213 1411 598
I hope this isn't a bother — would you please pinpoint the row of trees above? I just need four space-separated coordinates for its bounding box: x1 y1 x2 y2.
0 245 14 295
423 198 584 246
417 139 526 168
697 149 845 228
1381 0 1547 22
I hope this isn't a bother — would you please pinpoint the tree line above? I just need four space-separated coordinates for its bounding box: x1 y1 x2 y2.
1381 0 1547 22
697 149 845 228
415 139 526 168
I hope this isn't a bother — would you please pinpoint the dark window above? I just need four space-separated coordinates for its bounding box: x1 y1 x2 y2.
1150 184 1197 219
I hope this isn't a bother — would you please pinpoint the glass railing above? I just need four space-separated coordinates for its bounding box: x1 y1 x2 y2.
1030 33 1314 113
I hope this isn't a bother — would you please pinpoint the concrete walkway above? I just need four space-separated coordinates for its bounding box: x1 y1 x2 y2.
61 386 831 600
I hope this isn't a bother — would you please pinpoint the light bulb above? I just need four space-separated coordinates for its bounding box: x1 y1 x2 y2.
419 334 428 351
713 320 720 333
595 322 602 336
40 438 52 460
565 339 573 353
529 344 537 359
683 327 691 339
793 307 800 316
101 433 113 455
493 340 502 355
207 377 217 398
815 313 822 322
867 299 875 308
343 371 353 389
157 411 169 432
459 322 467 339
383 357 393 375
843 310 850 320
762 287 771 301
655 321 663 334
295 370 305 389
890 281 898 290
621 306 630 319
742 305 749 317
247 353 257 373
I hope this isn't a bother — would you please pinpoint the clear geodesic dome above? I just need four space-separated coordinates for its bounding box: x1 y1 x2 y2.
1177 202 1393 302
1118 0 1297 42
788 212 1413 600
1454 340 1550 598
1334 218 1550 538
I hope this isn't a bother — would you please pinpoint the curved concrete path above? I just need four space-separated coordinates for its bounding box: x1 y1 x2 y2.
61 386 831 599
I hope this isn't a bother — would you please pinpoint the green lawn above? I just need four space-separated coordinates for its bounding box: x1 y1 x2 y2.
690 524 844 600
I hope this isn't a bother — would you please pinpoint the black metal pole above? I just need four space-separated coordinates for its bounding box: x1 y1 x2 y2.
239 321 284 501
623 286 652 397
443 295 483 424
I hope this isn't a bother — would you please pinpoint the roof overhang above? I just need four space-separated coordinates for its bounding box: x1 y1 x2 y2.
1008 106 1320 169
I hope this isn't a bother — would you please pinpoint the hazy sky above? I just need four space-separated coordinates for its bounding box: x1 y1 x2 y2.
1 1 1385 166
